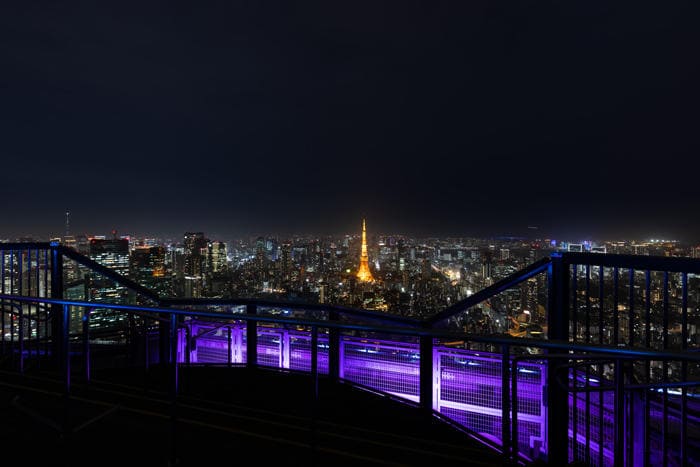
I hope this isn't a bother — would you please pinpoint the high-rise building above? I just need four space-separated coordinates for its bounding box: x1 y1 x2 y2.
88 238 130 301
87 238 131 331
500 248 510 261
207 241 227 274
183 232 208 277
279 242 292 287
130 246 169 298
357 219 374 282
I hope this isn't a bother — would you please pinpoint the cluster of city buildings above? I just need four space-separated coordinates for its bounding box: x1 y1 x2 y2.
3 220 699 342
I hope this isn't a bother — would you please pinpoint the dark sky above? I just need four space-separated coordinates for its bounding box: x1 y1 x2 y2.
1 1 698 242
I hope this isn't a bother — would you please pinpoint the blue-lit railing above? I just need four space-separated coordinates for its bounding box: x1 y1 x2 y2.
1 242 699 466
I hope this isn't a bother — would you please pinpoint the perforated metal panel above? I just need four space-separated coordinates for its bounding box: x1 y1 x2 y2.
288 330 329 374
340 336 420 402
435 347 546 460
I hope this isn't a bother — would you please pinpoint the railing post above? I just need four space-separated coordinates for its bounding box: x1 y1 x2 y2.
227 326 232 368
511 358 520 463
19 300 24 374
169 312 179 467
547 253 570 466
614 359 625 467
501 344 511 462
50 243 64 367
328 310 340 382
311 325 318 398
159 312 171 366
246 304 257 368
83 308 91 384
170 313 179 396
419 327 434 414
310 325 319 462
63 304 71 394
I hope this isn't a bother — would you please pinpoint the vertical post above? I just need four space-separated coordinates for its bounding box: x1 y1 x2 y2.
44 249 50 359
680 272 688 466
501 344 511 461
613 267 619 345
83 308 91 384
310 325 319 462
227 326 232 368
328 310 340 382
246 304 257 368
185 324 191 367
547 253 569 466
662 271 669 466
145 317 150 370
9 250 14 366
614 359 625 467
281 329 290 369
128 312 135 365
20 249 26 370
50 243 64 366
63 304 71 395
1 250 4 356
19 299 24 374
419 328 433 414
511 359 520 463
170 314 179 396
311 326 319 399
169 312 179 467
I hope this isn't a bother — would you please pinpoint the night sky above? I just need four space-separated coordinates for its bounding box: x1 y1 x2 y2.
1 2 698 241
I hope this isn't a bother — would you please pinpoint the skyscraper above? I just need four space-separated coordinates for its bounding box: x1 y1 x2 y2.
356 219 374 282
88 238 130 302
87 238 131 331
130 245 169 298
207 241 227 274
183 232 208 277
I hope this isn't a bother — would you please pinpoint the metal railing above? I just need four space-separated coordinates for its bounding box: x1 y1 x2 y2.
1 242 699 466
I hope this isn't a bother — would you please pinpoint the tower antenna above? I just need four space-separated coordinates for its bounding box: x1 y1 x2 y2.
357 218 374 282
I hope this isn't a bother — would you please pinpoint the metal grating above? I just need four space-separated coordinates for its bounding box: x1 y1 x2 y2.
340 336 420 402
288 330 329 374
435 347 546 459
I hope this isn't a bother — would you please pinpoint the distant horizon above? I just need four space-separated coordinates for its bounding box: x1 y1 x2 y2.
1 223 692 246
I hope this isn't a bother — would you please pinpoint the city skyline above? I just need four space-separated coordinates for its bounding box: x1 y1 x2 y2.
0 215 693 246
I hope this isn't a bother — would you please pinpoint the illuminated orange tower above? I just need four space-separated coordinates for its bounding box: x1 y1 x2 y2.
356 218 374 282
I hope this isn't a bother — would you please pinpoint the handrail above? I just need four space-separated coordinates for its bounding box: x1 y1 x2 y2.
2 293 699 363
0 242 53 249
560 251 700 273
426 256 551 326
160 297 422 326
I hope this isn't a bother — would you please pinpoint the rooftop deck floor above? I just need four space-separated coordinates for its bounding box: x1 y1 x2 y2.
0 361 508 466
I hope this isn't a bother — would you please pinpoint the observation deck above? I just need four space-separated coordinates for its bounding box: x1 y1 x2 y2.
0 242 698 466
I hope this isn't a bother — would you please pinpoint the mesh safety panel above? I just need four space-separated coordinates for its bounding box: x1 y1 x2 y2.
195 334 230 363
257 329 283 368
341 336 420 402
436 347 546 459
288 330 329 374
567 374 615 466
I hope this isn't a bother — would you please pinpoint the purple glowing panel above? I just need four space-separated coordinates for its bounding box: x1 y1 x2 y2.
567 370 615 466
257 331 283 368
194 334 230 363
435 348 546 460
288 331 329 374
184 323 245 364
340 337 420 402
